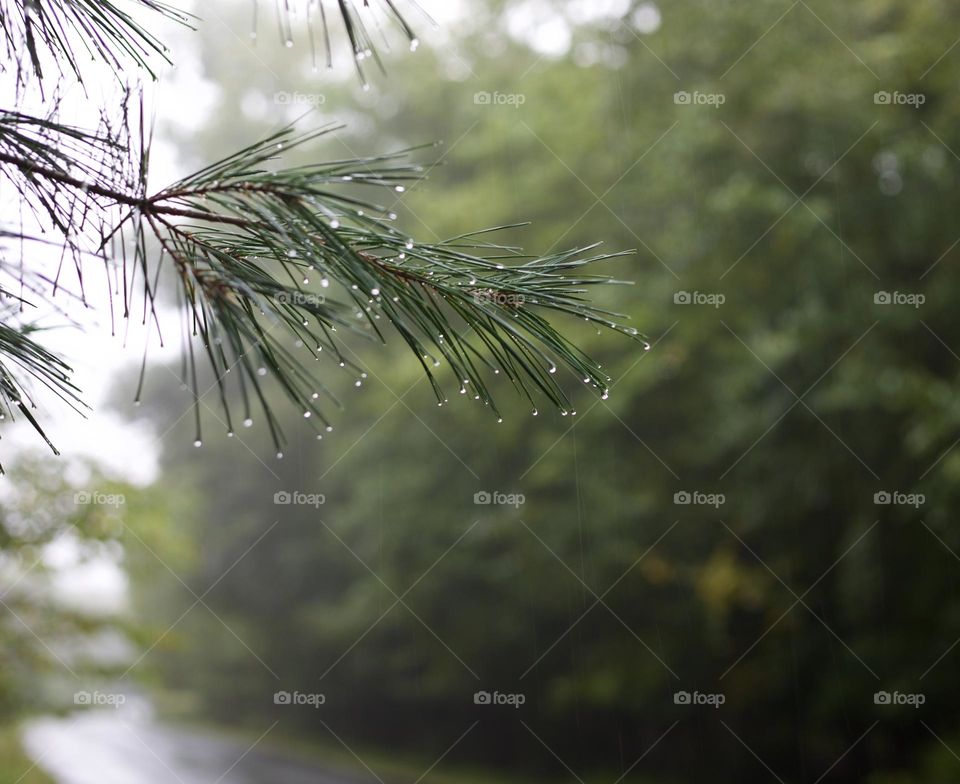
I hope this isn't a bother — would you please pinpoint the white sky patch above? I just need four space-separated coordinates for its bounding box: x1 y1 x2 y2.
631 2 663 35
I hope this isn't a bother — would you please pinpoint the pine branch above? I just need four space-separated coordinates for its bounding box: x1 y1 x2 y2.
0 1 641 460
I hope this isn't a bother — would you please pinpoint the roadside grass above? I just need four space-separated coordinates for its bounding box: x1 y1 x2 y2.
0 725 52 784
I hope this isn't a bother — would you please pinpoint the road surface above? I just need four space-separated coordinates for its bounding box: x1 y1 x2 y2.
23 703 354 784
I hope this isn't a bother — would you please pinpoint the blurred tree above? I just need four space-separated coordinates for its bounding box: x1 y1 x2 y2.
128 1 960 782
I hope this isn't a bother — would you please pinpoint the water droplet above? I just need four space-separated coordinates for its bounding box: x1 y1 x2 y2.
325 425 333 432
497 417 503 423
532 409 538 416
601 391 609 400
548 364 557 374
410 37 420 52
405 239 414 250
330 219 340 229
321 278 330 288
243 418 254 428
194 439 202 447
277 451 284 459
355 380 362 387
371 287 380 296
304 411 311 418
395 185 405 193
227 431 234 437
285 38 294 48
257 367 267 376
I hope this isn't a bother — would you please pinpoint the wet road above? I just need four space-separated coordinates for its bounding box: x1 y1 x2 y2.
23 707 351 784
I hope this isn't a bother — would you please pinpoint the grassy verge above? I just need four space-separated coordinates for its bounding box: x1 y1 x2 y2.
0 725 52 784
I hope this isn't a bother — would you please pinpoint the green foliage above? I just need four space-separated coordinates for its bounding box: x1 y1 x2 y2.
0 724 52 784
130 1 960 782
